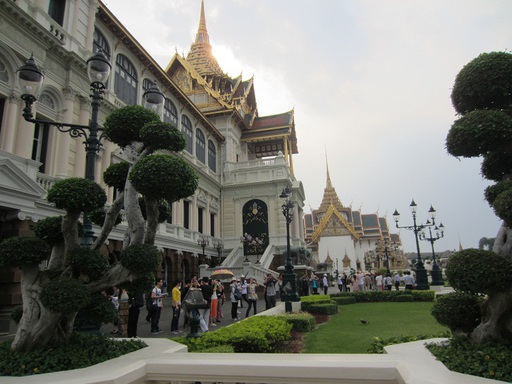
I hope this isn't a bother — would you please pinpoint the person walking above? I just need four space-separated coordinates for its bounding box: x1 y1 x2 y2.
322 274 329 295
215 279 224 323
240 276 249 308
230 278 240 320
264 274 277 308
199 276 213 333
300 273 310 296
403 271 415 290
150 278 165 334
245 278 258 317
394 272 401 290
127 291 144 338
311 275 319 295
170 279 182 335
337 274 343 292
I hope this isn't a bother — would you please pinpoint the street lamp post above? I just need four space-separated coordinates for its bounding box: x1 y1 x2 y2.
197 235 209 265
393 200 436 290
16 52 163 246
213 239 223 267
280 187 299 312
420 224 445 286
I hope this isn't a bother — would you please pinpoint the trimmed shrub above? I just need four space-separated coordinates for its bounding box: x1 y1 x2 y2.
332 296 356 305
120 243 161 276
431 292 483 333
47 178 106 213
103 161 130 191
451 51 512 114
69 248 109 281
176 315 292 353
129 153 198 202
307 302 338 315
40 277 90 313
75 294 117 327
140 121 186 152
139 197 171 223
276 313 316 332
446 249 512 294
411 290 436 302
300 295 331 312
103 105 160 147
0 236 50 267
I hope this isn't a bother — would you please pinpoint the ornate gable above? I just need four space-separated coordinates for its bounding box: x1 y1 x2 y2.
311 204 359 243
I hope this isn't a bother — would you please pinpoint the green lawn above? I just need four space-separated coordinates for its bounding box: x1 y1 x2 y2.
304 302 448 353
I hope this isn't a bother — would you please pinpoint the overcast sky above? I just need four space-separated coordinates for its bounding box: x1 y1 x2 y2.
103 0 511 253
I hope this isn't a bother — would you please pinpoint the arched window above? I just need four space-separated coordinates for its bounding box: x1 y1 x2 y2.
208 140 217 172
196 129 205 163
163 98 178 126
114 54 137 105
93 28 110 59
181 115 193 153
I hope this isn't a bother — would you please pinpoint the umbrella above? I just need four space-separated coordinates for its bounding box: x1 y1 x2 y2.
210 269 235 280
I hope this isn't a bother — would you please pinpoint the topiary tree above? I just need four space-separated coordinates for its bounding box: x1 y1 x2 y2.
431 291 483 335
1 105 198 353
445 51 512 344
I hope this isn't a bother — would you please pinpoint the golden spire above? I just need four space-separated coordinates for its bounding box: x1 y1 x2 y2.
318 149 344 213
186 0 225 77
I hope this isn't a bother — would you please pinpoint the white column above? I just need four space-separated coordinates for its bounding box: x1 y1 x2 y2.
205 197 211 236
85 0 100 50
192 195 198 231
54 88 75 179
1 94 20 152
14 101 36 159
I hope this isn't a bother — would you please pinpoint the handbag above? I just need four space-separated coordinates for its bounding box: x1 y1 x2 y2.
234 289 242 301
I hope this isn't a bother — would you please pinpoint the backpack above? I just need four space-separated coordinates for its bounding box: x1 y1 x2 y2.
145 292 154 311
133 294 144 308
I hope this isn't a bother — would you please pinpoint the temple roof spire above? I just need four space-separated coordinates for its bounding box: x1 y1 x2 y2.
186 0 225 77
318 152 344 213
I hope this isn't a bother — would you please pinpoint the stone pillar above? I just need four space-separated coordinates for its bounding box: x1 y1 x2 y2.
54 88 75 179
1 93 20 152
14 102 36 159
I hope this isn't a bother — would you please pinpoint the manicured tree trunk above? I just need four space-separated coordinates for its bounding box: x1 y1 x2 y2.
470 225 512 344
144 198 159 245
11 266 75 353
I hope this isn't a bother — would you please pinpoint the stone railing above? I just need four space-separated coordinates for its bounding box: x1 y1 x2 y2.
1 335 502 383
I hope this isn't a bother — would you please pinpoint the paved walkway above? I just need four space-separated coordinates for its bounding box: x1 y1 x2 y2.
106 296 269 339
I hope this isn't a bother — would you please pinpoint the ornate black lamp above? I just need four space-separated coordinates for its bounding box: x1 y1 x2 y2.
197 235 209 265
17 52 163 246
393 200 436 290
420 223 445 285
280 187 299 312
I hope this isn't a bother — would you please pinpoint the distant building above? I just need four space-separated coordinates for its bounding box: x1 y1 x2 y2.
304 163 406 273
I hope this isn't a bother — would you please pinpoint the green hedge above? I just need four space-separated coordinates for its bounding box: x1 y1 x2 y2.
276 313 316 332
300 295 332 311
332 296 357 305
330 290 435 302
177 316 292 353
396 295 413 302
307 302 338 315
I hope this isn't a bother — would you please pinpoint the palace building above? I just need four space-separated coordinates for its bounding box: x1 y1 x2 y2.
304 162 406 274
0 0 305 333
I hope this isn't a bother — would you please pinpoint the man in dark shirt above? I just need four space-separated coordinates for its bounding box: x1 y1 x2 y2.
199 276 213 333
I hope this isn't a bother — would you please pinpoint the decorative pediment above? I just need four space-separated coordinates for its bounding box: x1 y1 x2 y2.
0 156 47 218
311 204 359 243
